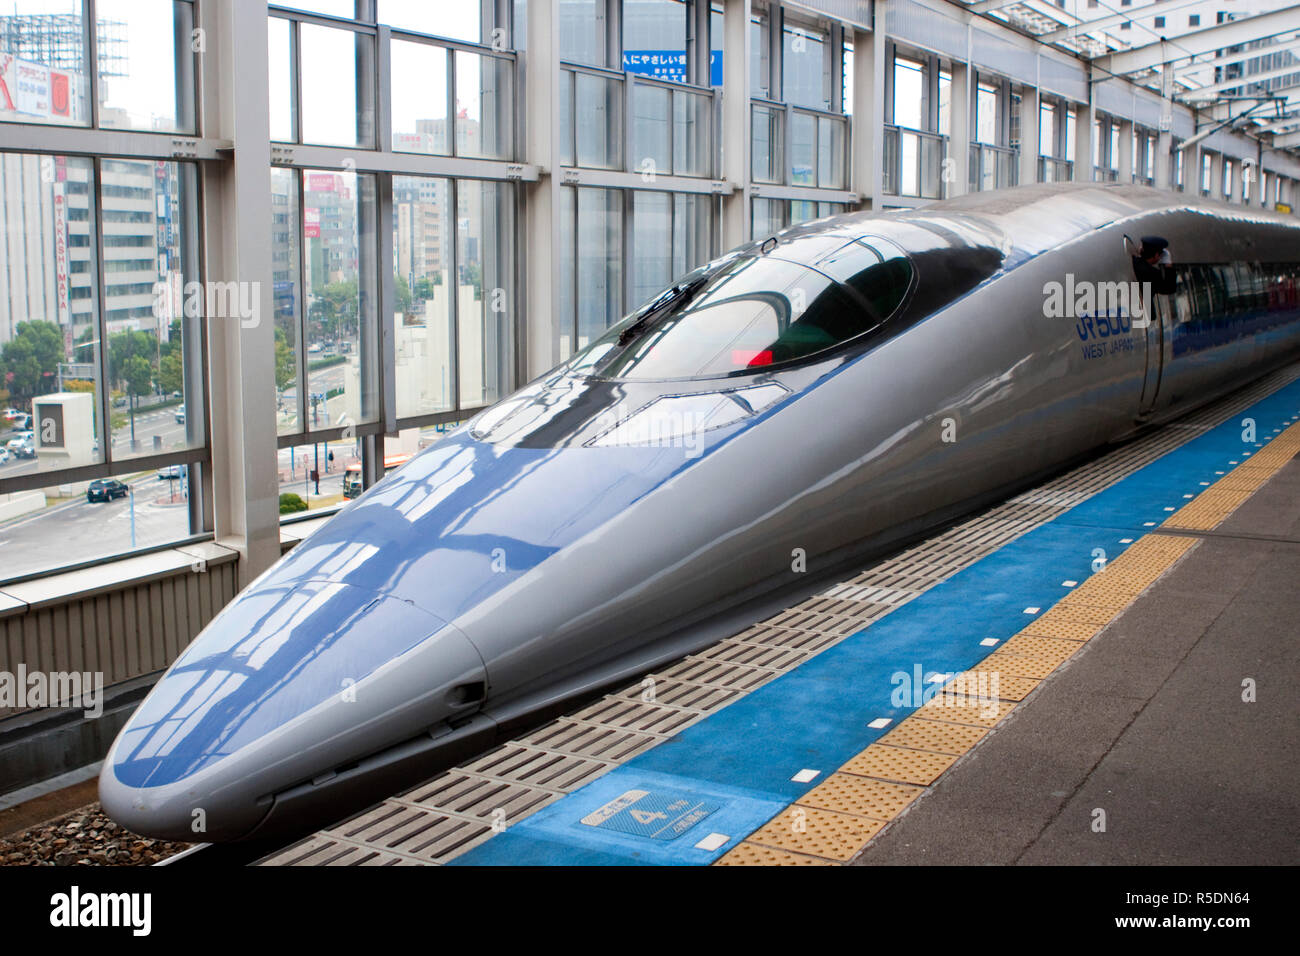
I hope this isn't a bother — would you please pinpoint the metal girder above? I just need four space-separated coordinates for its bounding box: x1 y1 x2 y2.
1274 129 1300 147
1040 0 1207 45
968 0 1026 14
1182 61 1300 100
1175 34 1300 78
1203 90 1300 122
1099 7 1300 76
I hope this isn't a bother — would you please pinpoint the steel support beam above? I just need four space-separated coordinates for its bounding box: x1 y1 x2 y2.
198 0 280 585
1100 8 1300 76
522 0 562 378
721 0 753 248
851 19 886 209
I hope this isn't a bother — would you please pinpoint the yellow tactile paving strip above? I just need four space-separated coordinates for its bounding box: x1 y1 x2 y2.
717 416 1300 865
1164 420 1300 530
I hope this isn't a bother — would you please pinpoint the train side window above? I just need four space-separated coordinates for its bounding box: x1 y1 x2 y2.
1188 266 1212 321
1203 266 1228 318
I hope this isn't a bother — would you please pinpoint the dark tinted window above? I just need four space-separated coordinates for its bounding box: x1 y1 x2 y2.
571 239 914 381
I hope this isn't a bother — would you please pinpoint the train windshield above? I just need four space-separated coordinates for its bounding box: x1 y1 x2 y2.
570 237 914 380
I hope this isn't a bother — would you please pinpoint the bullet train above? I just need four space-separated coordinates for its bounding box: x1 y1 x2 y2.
100 183 1300 842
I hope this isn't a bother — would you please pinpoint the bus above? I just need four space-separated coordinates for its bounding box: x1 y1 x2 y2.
342 453 413 499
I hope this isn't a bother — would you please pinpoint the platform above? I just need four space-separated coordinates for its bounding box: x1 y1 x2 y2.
262 365 1300 867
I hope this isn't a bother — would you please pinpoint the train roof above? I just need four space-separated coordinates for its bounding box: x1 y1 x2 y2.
768 183 1300 267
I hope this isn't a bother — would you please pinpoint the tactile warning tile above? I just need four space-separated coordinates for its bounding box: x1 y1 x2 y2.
747 806 885 861
716 842 836 866
797 773 924 821
921 695 1017 728
1033 602 1120 626
976 649 1061 680
947 670 1040 701
1020 615 1102 642
997 634 1083 664
840 743 961 785
876 716 991 755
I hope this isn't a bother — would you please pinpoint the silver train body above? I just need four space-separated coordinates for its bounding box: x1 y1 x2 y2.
100 183 1300 842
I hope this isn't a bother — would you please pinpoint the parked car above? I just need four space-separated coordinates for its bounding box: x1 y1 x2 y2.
87 479 129 502
175 409 186 425
0 447 9 465
2 408 22 422
10 413 31 431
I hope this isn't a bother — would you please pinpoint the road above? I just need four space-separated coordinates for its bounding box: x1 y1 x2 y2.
0 472 190 579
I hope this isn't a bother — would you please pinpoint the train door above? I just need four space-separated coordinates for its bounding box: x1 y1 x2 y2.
1137 285 1168 417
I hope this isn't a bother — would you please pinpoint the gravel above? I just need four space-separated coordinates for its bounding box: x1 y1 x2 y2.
0 803 191 866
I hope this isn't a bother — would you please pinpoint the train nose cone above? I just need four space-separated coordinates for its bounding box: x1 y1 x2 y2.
99 580 484 842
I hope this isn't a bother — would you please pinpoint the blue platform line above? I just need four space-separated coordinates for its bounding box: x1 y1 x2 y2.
453 380 1300 866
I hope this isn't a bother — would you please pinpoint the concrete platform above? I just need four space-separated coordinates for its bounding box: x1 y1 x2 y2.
854 457 1300 866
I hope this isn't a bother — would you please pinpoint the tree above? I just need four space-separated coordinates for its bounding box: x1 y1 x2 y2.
414 275 439 300
122 355 153 399
394 272 413 314
274 327 296 391
109 329 157 390
0 320 64 403
158 351 184 395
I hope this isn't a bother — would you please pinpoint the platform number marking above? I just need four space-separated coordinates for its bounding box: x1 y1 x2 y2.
580 787 720 841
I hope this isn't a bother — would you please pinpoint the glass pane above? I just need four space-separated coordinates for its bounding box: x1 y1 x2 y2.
818 116 844 188
751 104 782 183
454 50 512 160
673 192 711 278
0 476 192 581
749 15 767 98
673 89 711 177
560 0 606 66
304 170 379 429
0 0 89 126
106 160 203 462
575 72 622 169
393 176 454 419
278 437 354 513
456 180 515 409
96 0 191 133
576 187 621 349
920 134 944 198
893 57 924 130
622 0 687 80
380 0 482 42
300 23 373 148
631 191 672 308
632 83 672 176
790 200 817 225
559 185 576 359
900 130 918 195
271 167 302 435
0 154 102 476
782 22 827 110
752 197 784 237
269 16 293 141
275 1 355 17
976 85 997 145
391 39 448 154
790 111 815 185
559 69 575 166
